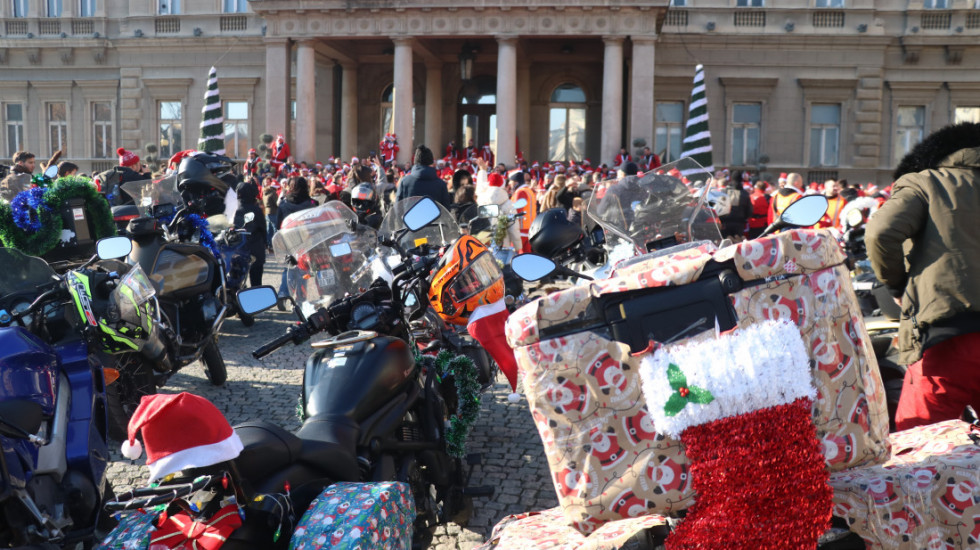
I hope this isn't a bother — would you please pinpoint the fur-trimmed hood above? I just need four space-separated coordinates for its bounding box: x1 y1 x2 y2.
893 122 980 180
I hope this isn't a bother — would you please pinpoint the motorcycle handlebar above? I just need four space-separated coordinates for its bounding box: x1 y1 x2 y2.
253 324 308 359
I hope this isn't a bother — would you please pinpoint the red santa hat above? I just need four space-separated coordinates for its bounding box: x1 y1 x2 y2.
532 161 540 168
351 156 360 164
467 299 520 402
778 172 788 182
582 159 591 166
117 147 140 169
248 148 257 155
487 173 505 187
121 393 243 482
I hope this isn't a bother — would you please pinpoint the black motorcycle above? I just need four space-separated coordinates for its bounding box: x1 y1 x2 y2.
242 198 493 543
215 226 256 327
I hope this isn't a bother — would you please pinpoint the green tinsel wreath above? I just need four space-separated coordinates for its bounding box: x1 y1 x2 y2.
418 350 482 458
0 176 116 257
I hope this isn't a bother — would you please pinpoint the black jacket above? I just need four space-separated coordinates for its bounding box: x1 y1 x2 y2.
396 165 451 208
276 193 318 229
234 182 267 259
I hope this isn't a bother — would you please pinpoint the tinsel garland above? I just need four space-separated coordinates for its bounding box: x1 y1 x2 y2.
0 176 116 257
666 399 833 550
182 213 220 257
417 350 481 458
492 212 509 248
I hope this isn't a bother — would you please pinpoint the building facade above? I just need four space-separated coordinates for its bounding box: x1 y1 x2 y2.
0 0 978 184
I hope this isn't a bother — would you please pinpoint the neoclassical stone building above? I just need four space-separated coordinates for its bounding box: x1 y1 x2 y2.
0 0 978 184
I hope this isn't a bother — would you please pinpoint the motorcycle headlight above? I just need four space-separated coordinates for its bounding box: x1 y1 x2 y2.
846 209 864 228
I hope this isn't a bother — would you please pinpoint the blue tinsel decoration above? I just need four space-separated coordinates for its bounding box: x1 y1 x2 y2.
184 213 219 257
11 187 52 233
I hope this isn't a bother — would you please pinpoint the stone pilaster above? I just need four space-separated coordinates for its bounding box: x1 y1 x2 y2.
852 67 884 169
119 67 143 151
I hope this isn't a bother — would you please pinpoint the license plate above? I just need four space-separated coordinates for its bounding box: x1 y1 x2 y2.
852 281 874 290
317 270 336 288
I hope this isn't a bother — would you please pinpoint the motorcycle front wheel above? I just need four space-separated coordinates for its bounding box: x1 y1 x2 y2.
202 335 227 386
104 353 157 441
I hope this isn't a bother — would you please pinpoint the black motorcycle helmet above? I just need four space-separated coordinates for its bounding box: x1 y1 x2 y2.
528 207 585 258
350 184 378 215
176 153 234 216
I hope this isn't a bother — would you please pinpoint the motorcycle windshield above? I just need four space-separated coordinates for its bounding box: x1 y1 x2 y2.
272 202 392 314
121 176 181 217
115 265 156 304
0 248 56 298
587 157 721 254
379 197 462 252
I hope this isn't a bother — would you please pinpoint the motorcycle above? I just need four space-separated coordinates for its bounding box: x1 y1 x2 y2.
0 237 136 547
241 198 494 543
214 224 256 327
463 200 527 307
118 173 230 388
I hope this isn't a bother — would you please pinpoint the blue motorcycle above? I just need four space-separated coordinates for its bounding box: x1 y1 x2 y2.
214 226 256 327
0 237 134 547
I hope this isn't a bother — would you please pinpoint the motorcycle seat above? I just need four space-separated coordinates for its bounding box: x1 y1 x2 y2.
233 421 302 482
295 414 361 482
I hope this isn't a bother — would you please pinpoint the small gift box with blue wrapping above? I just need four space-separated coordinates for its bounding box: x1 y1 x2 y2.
289 481 415 550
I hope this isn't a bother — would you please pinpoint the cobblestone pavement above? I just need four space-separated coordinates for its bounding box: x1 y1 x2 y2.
105 258 557 549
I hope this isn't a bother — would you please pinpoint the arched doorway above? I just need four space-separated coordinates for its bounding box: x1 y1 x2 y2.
458 76 496 155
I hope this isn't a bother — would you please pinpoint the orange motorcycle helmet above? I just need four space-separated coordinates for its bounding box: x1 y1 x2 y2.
428 235 504 325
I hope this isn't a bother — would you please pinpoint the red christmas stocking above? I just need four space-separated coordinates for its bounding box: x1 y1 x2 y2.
639 319 833 549
467 299 521 402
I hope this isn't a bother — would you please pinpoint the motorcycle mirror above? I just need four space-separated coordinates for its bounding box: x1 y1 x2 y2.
43 165 59 180
758 195 829 239
513 197 528 209
403 197 441 231
96 236 133 260
236 286 278 315
478 204 500 219
0 399 44 439
329 242 352 257
511 254 558 282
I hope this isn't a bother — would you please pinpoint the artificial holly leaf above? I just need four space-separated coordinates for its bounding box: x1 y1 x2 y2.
686 385 715 405
666 363 686 391
664 392 688 417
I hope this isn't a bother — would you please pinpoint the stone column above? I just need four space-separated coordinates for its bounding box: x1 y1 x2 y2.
629 37 656 158
601 36 625 167
264 38 292 144
424 62 443 156
295 40 317 163
340 63 358 161
495 36 518 168
392 38 414 166
517 60 531 163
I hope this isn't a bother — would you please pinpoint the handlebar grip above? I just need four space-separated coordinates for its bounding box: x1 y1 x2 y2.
253 328 298 359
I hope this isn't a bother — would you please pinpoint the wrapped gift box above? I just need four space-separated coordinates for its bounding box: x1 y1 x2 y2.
290 482 415 550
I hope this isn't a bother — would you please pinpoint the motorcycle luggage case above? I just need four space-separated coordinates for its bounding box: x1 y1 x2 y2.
303 334 415 424
43 197 97 264
504 230 891 533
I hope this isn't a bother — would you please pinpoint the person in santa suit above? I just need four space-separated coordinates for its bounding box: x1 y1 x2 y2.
270 134 290 174
380 133 399 167
479 143 495 167
614 147 632 168
465 139 478 162
243 148 260 177
640 146 661 171
445 140 463 167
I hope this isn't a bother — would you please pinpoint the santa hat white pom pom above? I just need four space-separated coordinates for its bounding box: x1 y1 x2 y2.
121 438 142 460
508 392 521 404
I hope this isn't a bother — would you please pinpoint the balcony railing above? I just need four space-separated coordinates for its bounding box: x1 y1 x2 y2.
734 10 766 27
665 10 688 27
155 17 180 34
72 19 95 34
920 11 951 29
5 20 28 35
38 20 61 35
812 11 845 28
220 15 247 32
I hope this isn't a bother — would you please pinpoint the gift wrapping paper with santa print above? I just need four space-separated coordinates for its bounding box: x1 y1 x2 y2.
504 228 890 533
475 506 670 550
828 419 980 550
288 482 415 550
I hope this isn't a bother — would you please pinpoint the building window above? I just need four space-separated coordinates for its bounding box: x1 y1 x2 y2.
548 83 586 162
79 0 95 17
92 102 112 159
955 106 980 124
158 0 180 14
809 103 840 167
894 106 925 164
655 101 685 164
736 0 764 6
815 0 844 6
47 0 62 16
224 101 249 159
670 0 686 6
380 84 416 144
923 0 949 7
223 0 246 12
159 101 182 159
12 0 27 17
5 104 24 158
47 103 68 154
731 103 761 166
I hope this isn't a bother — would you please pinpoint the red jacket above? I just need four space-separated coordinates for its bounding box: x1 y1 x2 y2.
749 189 770 229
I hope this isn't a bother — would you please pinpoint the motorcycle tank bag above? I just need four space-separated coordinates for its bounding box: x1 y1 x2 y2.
528 208 585 258
303 334 415 423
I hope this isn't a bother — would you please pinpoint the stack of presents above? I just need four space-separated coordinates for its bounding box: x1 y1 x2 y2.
478 229 980 549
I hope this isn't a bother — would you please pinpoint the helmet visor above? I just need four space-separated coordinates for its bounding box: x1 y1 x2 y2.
449 251 502 303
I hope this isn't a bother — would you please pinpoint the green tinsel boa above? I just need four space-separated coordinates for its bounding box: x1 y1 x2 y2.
0 176 116 257
418 350 482 459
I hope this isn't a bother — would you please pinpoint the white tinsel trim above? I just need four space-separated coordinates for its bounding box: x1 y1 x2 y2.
639 319 814 438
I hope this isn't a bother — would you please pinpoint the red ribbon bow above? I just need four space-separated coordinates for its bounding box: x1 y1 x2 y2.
149 505 242 550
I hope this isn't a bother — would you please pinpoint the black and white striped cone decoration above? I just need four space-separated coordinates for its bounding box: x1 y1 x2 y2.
198 66 225 155
679 64 713 176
